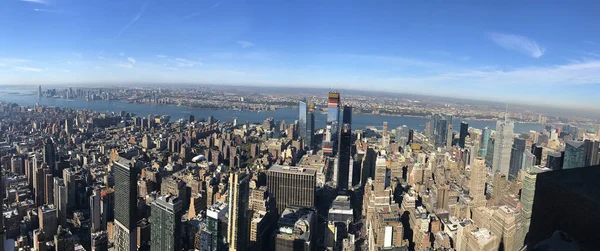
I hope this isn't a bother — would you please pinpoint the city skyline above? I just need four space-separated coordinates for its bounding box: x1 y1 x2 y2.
3 1 600 108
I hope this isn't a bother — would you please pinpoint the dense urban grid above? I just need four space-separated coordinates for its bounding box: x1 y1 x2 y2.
0 89 597 251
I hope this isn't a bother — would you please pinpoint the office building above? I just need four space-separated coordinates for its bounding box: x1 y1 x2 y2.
337 105 352 191
298 100 308 149
521 151 536 172
274 208 315 251
43 138 56 175
508 138 526 181
324 92 341 156
306 104 315 150
151 195 184 251
531 144 543 166
91 232 109 251
267 165 316 214
459 121 469 149
478 127 491 158
492 118 514 177
39 204 58 239
546 151 564 171
468 158 487 207
227 172 250 251
563 141 585 169
527 165 600 250
90 188 101 232
206 202 228 251
54 226 75 251
113 160 138 251
583 139 599 167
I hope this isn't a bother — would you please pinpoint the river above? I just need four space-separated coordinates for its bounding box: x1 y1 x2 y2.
0 88 542 133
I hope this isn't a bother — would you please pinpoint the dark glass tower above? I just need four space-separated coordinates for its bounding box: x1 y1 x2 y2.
337 105 352 191
151 195 184 251
307 105 315 150
584 140 600 167
459 121 469 149
113 160 137 251
43 138 56 175
508 138 526 181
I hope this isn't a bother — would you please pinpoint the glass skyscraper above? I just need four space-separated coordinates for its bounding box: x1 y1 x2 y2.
478 127 491 158
298 100 308 149
508 138 526 181
459 121 469 149
337 105 353 191
113 160 137 251
563 141 585 169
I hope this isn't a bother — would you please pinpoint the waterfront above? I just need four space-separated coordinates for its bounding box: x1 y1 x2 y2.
0 91 542 133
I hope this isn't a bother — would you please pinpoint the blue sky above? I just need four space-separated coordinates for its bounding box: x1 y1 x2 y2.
2 0 600 109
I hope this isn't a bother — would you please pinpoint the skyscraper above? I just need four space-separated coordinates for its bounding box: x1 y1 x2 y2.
459 121 469 149
469 157 487 207
431 114 452 148
43 138 56 175
38 85 42 98
227 172 250 251
531 144 543 166
492 118 514 177
206 202 228 251
90 188 101 232
306 104 315 150
478 127 491 158
267 165 316 214
584 139 600 167
563 141 585 169
151 195 184 251
113 160 137 251
337 105 352 191
324 92 340 156
298 100 308 149
508 138 526 181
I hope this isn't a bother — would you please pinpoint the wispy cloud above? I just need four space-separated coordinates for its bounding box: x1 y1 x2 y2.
173 58 201 67
182 1 223 19
584 40 597 45
117 63 133 69
488 32 545 58
34 8 76 15
115 2 149 40
119 52 125 56
237 40 255 48
13 66 44 72
20 0 47 5
128 57 136 64
156 55 167 58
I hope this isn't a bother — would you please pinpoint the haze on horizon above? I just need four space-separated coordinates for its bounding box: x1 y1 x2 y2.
2 0 600 110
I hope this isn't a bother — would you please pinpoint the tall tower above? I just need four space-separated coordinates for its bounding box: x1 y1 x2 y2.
459 121 469 149
151 195 184 251
307 104 315 150
337 105 353 191
113 160 137 251
90 188 101 232
478 127 491 158
38 85 42 98
469 157 487 207
298 100 308 150
43 138 56 175
492 118 514 177
324 92 341 156
227 172 250 251
508 138 526 181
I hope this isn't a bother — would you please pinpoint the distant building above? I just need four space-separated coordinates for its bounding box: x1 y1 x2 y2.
508 138 526 181
563 141 585 169
459 121 469 149
492 118 514 177
267 165 316 214
324 92 341 156
273 208 315 251
478 127 491 158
